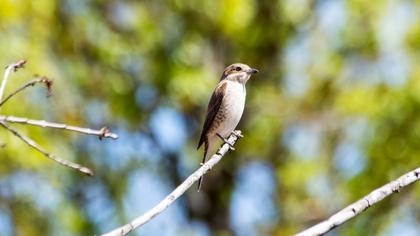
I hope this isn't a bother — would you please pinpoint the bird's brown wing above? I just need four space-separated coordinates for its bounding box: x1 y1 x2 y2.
197 82 227 149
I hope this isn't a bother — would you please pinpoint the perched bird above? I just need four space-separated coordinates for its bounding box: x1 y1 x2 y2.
197 63 258 191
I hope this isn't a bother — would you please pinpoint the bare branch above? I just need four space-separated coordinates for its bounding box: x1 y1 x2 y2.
295 167 420 236
0 60 117 177
0 115 118 140
0 121 94 176
0 60 27 111
100 130 243 236
0 76 53 107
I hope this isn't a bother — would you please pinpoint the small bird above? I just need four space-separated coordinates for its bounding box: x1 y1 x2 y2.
197 63 258 191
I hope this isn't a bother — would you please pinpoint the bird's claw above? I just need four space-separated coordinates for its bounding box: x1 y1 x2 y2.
232 130 243 138
216 133 235 150
216 133 230 144
225 141 235 151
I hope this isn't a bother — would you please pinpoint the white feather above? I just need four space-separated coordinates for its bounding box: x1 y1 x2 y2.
216 80 246 138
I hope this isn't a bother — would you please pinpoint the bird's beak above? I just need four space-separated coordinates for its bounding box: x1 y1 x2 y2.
248 68 259 74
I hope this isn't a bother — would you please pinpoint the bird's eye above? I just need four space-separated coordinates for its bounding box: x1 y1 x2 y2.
235 67 241 71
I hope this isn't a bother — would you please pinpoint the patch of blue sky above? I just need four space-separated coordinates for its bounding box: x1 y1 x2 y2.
150 107 188 154
283 123 322 160
122 170 192 236
0 171 61 213
84 99 111 127
334 142 366 179
84 181 119 232
135 85 158 110
384 205 420 236
283 36 311 97
0 207 13 236
316 0 347 48
230 161 278 236
81 125 163 171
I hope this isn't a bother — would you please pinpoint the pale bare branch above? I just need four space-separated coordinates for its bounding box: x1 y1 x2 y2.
0 60 27 111
0 121 94 176
0 115 118 140
0 60 118 176
100 130 243 236
0 76 53 107
295 167 420 236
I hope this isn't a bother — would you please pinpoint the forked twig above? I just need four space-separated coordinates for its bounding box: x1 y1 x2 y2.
0 76 53 107
0 121 93 176
0 59 118 176
0 115 118 140
0 60 27 111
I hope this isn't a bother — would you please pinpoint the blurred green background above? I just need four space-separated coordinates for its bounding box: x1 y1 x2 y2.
1 0 420 235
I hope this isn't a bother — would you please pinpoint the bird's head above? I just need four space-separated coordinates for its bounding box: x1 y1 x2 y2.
220 63 258 83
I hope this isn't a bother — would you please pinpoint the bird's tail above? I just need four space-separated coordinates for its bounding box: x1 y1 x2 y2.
197 140 210 192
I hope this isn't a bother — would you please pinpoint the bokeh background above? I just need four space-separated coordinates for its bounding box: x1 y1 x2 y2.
0 0 420 235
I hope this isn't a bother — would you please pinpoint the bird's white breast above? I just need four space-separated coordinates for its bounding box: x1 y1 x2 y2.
218 80 246 137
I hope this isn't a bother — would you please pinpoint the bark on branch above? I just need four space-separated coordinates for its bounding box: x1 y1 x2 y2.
295 167 420 236
0 121 93 175
100 130 243 236
0 76 53 107
0 60 27 111
0 59 118 175
0 115 118 140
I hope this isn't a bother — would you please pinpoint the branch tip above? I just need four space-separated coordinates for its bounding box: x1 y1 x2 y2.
10 59 27 72
0 121 94 176
80 167 94 176
295 167 420 236
42 76 53 97
0 115 119 140
99 126 109 140
98 126 118 140
0 77 54 107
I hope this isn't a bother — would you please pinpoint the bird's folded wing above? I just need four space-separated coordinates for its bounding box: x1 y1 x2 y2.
197 82 227 149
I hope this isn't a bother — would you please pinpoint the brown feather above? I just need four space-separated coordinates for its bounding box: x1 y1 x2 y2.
220 63 246 80
197 82 227 192
197 140 209 191
197 82 227 149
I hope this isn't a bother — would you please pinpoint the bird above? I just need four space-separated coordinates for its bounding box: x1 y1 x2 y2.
197 63 258 191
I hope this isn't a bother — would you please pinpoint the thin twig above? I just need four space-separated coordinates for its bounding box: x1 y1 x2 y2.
295 167 420 236
0 115 118 140
100 130 243 236
0 60 26 111
0 121 94 176
0 77 53 107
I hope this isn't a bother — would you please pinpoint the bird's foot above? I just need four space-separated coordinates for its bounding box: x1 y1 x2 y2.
216 133 235 150
232 130 243 138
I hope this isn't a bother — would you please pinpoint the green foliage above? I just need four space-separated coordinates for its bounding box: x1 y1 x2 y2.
0 0 419 235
